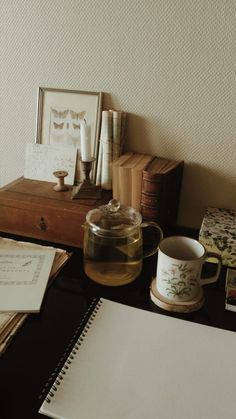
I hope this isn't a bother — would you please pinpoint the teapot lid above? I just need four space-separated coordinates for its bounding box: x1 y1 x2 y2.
86 199 142 234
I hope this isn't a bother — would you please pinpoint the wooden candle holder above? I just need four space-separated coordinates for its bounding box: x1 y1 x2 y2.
71 158 101 200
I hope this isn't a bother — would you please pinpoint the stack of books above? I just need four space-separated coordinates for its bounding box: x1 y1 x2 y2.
0 236 71 355
141 157 184 228
111 152 184 228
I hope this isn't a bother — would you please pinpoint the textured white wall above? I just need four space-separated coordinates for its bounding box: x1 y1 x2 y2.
0 0 235 228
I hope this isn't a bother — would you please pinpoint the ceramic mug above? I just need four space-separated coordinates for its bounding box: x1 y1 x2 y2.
156 236 222 302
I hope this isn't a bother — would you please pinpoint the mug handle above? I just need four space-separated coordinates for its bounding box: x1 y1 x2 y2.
141 221 163 258
200 252 222 285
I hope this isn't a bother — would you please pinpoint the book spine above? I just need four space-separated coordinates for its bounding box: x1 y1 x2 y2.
140 203 161 220
141 188 162 220
141 172 163 220
141 191 161 208
111 152 133 200
131 169 144 211
119 167 132 206
141 163 183 228
119 154 144 207
141 172 162 194
131 155 153 211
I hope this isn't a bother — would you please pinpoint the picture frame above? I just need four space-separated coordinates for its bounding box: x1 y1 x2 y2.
35 87 102 183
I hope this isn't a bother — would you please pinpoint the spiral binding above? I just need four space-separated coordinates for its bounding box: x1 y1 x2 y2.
39 298 102 403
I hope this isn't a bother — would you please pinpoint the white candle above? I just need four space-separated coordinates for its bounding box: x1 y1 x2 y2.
80 120 92 161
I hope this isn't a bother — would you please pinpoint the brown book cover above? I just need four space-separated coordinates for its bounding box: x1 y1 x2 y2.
111 151 134 200
141 158 184 228
119 153 145 206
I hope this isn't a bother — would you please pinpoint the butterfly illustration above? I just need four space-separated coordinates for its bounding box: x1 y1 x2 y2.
53 122 64 129
72 123 80 130
70 110 86 120
51 109 69 118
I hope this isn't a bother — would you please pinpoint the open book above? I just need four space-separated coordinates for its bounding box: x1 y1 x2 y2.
0 236 71 355
39 298 236 419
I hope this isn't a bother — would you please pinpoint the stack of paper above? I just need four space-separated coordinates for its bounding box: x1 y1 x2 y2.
0 236 71 355
0 312 28 354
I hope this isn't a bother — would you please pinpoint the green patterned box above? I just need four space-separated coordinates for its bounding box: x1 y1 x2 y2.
199 207 236 268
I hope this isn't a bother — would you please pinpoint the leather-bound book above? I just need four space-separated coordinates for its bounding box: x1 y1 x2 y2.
131 154 153 211
141 158 184 228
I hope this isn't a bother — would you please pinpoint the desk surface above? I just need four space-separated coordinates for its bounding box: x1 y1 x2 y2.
0 234 235 419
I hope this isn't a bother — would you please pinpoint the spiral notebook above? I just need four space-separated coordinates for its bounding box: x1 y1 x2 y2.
39 298 236 419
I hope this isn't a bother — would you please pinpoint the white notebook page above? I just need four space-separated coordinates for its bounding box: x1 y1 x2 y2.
39 298 236 419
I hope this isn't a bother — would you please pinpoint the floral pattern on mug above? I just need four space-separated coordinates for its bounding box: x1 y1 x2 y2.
161 263 197 298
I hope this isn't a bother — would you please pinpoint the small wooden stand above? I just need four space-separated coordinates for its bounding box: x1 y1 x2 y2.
150 278 205 313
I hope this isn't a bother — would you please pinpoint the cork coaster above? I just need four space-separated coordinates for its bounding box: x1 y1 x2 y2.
150 278 205 313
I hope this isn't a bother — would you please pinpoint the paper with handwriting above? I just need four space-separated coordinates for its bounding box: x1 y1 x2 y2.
0 248 56 312
24 143 77 185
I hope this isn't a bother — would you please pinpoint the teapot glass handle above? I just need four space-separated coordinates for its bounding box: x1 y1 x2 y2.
141 221 163 258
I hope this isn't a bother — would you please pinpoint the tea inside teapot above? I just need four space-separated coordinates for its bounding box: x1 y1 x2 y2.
83 199 162 286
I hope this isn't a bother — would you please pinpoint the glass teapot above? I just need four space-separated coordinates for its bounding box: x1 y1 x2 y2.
83 199 163 286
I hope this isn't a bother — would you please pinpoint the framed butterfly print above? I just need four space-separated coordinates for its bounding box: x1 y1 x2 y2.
35 87 102 183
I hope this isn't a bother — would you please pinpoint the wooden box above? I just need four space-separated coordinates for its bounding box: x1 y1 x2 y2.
0 178 110 248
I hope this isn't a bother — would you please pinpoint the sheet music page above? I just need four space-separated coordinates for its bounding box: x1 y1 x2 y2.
24 143 77 185
0 248 56 312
